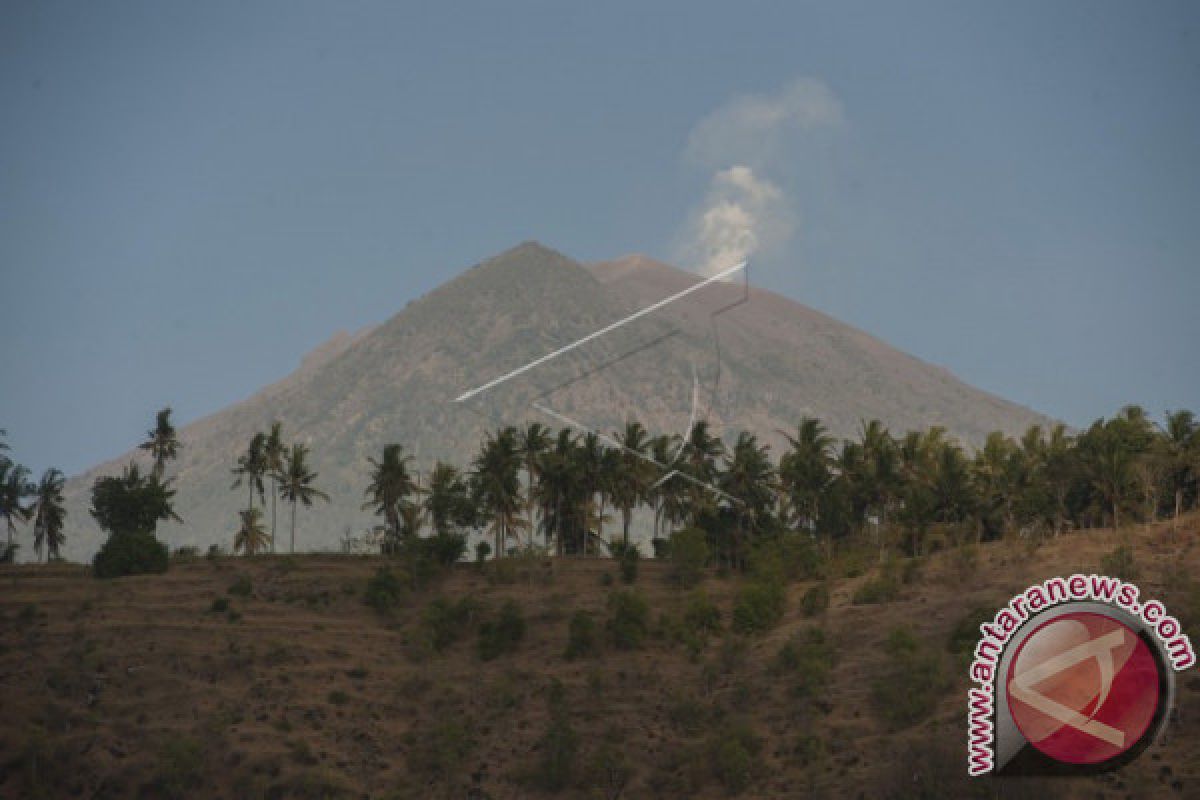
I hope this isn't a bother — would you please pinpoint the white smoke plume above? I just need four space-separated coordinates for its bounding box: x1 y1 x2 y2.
677 77 843 277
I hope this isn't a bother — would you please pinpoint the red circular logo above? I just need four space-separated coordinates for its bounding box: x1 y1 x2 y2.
1006 611 1160 765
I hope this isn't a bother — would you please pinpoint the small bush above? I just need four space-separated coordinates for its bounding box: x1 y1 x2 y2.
93 530 169 578
799 583 830 617
947 606 994 657
606 590 650 650
651 537 670 559
477 600 526 661
564 611 600 659
205 544 221 561
707 722 762 794
423 596 479 651
153 736 205 799
851 569 899 605
611 540 640 584
1101 541 1138 582
364 567 403 612
682 590 722 637
405 718 476 784
871 625 949 730
772 628 835 698
474 540 491 565
172 545 200 560
209 597 229 613
669 527 709 588
532 709 579 791
327 689 349 705
731 579 785 634
227 575 253 597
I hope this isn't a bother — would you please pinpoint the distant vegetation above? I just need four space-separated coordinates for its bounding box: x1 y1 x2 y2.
2 403 1199 574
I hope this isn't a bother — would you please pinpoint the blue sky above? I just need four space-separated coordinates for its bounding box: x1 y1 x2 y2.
2 1 1197 477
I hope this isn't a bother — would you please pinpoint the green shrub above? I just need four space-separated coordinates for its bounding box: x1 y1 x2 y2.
423 596 479 651
172 545 199 560
477 600 526 660
1101 541 1138 582
606 590 650 649
851 569 899 605
772 628 835 698
651 537 670 559
209 597 229 613
418 532 468 566
533 709 578 791
669 527 709 588
871 626 950 730
93 530 169 578
682 590 722 637
153 736 205 799
707 722 762 794
731 579 786 634
947 606 994 656
799 583 830 617
227 575 253 597
474 540 491 565
746 536 824 583
364 567 403 612
564 611 599 659
404 718 476 784
327 689 349 705
610 540 640 584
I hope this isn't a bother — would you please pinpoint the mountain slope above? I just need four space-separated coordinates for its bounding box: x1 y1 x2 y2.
59 242 1051 560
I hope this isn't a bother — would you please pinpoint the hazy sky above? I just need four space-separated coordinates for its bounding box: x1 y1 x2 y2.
2 1 1198 477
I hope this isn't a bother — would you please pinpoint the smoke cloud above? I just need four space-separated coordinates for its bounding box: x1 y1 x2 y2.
677 78 843 277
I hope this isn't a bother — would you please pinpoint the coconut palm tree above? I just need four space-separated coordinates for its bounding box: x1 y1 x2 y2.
0 461 33 561
518 422 552 545
278 443 329 553
139 407 181 479
1159 410 1198 528
363 443 418 546
471 427 526 557
778 416 834 533
231 432 268 512
425 461 472 536
608 420 650 547
233 507 270 556
263 422 287 553
682 420 724 526
30 468 67 562
720 432 776 569
535 429 582 555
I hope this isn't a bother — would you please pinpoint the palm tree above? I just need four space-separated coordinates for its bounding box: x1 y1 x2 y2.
535 430 582 555
30 468 67 562
425 461 472 536
611 420 652 546
363 444 418 546
278 443 329 553
233 507 270 556
518 422 552 545
231 432 268 512
720 432 776 569
0 461 33 560
139 407 181 479
471 427 526 557
778 416 834 533
682 420 725 527
263 422 287 553
1159 410 1198 529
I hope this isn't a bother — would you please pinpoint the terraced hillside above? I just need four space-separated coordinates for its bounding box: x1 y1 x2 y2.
2 516 1197 799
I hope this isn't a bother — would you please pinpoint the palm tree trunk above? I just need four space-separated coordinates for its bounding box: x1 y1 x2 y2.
271 477 278 554
291 501 297 554
1175 489 1183 531
623 509 631 546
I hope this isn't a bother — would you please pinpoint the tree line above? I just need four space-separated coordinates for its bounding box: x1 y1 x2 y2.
4 402 1197 572
226 404 1200 568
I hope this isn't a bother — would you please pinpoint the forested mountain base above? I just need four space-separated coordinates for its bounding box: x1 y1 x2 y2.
2 515 1198 799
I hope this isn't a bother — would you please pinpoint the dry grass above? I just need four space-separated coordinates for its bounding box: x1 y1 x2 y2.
2 516 1199 798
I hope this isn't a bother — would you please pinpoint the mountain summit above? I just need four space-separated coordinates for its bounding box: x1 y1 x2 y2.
60 243 1050 559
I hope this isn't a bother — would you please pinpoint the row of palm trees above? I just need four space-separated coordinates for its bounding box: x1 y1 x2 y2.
0 429 67 562
345 405 1200 567
230 422 329 555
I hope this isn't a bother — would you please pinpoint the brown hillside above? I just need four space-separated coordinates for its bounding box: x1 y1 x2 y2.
2 517 1197 799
